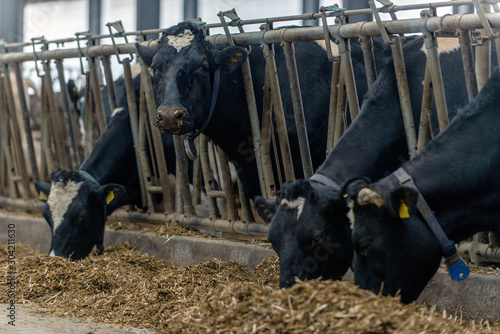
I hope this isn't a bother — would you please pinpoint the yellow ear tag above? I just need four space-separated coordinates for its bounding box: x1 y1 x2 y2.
72 86 77 96
39 191 48 201
343 193 348 198
399 199 410 219
106 190 115 205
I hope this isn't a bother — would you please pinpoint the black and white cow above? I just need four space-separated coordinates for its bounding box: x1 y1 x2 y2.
346 67 500 303
34 74 177 260
255 36 474 288
135 22 386 199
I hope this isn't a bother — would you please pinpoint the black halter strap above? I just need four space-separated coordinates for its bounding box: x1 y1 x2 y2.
393 167 469 281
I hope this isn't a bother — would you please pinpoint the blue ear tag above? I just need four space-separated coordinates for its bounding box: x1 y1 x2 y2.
445 253 470 281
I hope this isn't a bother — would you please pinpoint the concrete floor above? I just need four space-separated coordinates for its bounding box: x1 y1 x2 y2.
0 303 154 334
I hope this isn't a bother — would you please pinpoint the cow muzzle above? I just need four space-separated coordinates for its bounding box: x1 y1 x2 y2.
155 105 189 134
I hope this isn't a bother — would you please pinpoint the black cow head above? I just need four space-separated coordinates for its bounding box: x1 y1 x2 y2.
255 179 352 288
34 170 126 260
345 178 442 303
135 22 247 135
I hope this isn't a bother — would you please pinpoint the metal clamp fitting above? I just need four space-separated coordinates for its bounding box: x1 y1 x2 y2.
320 4 345 61
106 20 134 64
31 36 47 77
75 31 91 75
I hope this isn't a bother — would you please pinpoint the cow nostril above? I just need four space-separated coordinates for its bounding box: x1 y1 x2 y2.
175 110 184 120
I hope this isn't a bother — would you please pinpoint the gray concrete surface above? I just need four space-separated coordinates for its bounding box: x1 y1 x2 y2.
0 303 154 334
0 211 499 322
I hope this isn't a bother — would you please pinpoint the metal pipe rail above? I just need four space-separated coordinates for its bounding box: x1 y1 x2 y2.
0 0 492 51
2 12 500 64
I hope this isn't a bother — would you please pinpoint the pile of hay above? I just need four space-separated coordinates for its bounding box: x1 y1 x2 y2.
1 243 498 333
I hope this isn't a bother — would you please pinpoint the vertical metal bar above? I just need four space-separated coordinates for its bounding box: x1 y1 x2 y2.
326 57 341 156
416 63 433 153
219 17 266 196
138 83 156 212
199 135 221 219
260 67 276 197
13 62 39 182
333 68 346 146
173 135 194 215
40 76 54 178
457 30 479 101
87 58 107 133
359 36 377 89
139 59 174 213
235 173 253 223
475 1 492 91
123 58 146 208
192 139 202 205
282 41 313 179
390 36 417 158
217 148 238 221
3 66 31 195
42 61 67 169
101 55 117 110
54 59 79 169
84 74 95 157
338 38 360 121
261 43 295 182
423 34 450 131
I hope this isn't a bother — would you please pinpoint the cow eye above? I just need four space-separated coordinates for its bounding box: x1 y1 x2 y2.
306 237 321 250
358 240 372 257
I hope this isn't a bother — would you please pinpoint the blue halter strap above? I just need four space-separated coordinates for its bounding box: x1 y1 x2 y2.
393 167 469 281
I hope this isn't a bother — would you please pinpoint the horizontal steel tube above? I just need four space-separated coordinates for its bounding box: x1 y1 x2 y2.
171 213 269 237
0 0 482 50
0 198 44 212
3 13 500 64
458 242 500 264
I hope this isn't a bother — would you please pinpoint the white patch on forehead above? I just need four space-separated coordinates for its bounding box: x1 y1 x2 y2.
281 197 306 220
347 200 355 229
47 180 83 235
167 29 194 52
111 107 125 118
420 37 460 55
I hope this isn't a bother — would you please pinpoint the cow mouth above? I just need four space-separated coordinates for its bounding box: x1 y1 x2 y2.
155 105 192 135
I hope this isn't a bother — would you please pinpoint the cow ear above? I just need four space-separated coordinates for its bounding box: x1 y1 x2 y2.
135 43 155 67
341 177 371 202
388 187 418 219
34 181 51 202
253 196 276 224
214 46 248 73
97 184 127 213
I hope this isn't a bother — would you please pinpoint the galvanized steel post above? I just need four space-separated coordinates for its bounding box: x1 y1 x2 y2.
122 57 147 208
13 62 39 183
261 43 296 182
457 29 479 101
54 59 80 169
282 41 314 179
326 57 341 155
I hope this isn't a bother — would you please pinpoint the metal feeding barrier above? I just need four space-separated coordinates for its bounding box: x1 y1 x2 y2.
0 1 500 262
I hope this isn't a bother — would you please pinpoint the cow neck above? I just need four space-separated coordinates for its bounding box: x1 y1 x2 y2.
399 76 500 243
392 167 470 281
186 69 220 140
79 110 141 206
315 71 409 189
